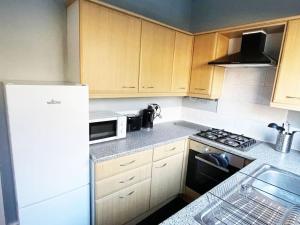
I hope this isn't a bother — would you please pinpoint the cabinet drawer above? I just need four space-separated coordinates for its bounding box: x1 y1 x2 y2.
95 179 151 225
95 149 153 181
95 164 151 199
153 140 185 161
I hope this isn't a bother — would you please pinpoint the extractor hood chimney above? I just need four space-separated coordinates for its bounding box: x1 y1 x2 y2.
208 31 277 67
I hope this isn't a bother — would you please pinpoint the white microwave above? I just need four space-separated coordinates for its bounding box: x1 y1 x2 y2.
89 111 127 144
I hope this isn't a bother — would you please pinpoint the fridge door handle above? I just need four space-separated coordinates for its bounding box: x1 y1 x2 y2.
0 173 6 225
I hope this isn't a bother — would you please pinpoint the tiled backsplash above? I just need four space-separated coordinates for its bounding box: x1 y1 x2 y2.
182 67 300 150
89 97 182 124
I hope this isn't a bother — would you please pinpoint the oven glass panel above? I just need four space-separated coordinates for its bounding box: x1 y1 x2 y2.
89 120 117 141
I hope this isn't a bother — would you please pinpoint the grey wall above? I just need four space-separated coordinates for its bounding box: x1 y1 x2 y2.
191 0 300 32
101 0 192 31
0 0 66 82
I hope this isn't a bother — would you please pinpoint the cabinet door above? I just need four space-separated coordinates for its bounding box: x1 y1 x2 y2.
272 19 300 110
172 32 193 93
139 21 175 93
81 2 141 94
189 33 217 95
150 153 184 208
96 179 151 225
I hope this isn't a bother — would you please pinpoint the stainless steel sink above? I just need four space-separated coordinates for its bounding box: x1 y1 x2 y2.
247 164 300 205
195 164 300 225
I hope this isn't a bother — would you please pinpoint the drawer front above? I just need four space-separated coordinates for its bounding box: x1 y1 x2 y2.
153 140 185 161
95 164 151 199
95 149 153 181
95 179 151 225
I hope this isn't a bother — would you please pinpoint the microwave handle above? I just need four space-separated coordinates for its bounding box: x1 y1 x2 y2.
117 116 127 138
195 156 229 173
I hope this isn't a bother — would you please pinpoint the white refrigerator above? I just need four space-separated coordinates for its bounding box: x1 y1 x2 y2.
0 82 90 225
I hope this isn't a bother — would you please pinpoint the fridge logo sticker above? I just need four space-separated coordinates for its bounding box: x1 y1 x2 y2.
46 99 61 105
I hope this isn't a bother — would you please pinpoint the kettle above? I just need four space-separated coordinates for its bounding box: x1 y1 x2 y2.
268 122 300 153
141 104 161 130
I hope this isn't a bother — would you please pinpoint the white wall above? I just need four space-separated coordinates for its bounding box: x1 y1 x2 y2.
0 0 66 82
90 97 183 124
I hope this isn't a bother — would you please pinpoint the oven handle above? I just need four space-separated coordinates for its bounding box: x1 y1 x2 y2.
195 155 229 173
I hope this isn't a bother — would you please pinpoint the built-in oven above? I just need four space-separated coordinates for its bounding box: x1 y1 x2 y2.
89 111 127 144
186 140 253 195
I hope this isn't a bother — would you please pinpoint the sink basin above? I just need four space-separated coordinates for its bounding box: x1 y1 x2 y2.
195 164 300 225
247 164 300 204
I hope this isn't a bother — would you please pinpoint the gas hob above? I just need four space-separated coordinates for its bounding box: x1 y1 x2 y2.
195 128 257 151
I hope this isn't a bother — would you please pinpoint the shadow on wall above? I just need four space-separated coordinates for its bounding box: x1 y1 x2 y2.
190 0 300 32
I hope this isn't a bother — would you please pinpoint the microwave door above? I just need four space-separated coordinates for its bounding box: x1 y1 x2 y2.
89 120 117 141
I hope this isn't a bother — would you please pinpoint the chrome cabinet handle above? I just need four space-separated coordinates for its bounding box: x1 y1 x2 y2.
155 163 168 168
166 147 176 152
120 160 136 167
122 86 136 89
142 86 154 89
195 88 206 91
178 87 186 90
119 191 135 199
119 176 135 184
286 96 300 100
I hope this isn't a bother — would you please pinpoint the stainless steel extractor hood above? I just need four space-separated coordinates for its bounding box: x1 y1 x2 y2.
208 31 277 67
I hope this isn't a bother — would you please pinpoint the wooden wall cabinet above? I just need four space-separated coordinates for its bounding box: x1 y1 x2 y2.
189 33 229 99
172 33 194 93
139 21 175 93
78 1 141 95
271 19 300 111
68 0 193 98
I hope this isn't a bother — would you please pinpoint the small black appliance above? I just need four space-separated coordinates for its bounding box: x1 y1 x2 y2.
126 114 142 132
141 104 161 130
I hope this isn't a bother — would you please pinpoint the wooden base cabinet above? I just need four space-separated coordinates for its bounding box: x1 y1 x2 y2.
150 153 184 208
272 19 300 111
96 179 151 225
189 33 229 99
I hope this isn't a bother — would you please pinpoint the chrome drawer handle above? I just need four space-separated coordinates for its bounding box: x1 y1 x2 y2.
286 96 300 100
119 176 135 184
120 160 136 167
119 191 135 199
195 88 206 91
155 163 167 168
142 86 154 89
178 87 186 90
166 147 176 152
122 86 136 89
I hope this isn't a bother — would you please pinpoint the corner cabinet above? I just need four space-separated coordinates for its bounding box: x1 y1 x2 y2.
172 33 194 93
189 33 229 99
271 19 300 111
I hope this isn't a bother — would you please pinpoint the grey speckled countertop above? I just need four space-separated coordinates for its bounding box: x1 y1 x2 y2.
90 121 207 162
162 135 300 225
89 120 300 225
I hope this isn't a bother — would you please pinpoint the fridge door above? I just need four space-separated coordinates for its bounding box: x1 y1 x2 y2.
5 84 89 208
19 185 90 225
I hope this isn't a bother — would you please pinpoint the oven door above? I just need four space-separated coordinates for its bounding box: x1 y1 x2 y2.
89 120 117 144
186 149 235 195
